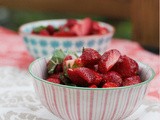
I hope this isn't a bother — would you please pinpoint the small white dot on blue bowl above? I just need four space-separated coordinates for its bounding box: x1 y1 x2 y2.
40 40 47 47
63 41 72 48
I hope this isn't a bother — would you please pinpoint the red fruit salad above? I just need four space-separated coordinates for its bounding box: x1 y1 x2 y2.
31 18 109 37
46 48 142 88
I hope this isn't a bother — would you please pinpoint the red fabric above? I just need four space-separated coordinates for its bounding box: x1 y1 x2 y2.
0 27 159 101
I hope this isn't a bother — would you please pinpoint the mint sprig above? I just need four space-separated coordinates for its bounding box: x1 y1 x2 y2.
47 49 66 74
47 49 79 74
33 26 46 33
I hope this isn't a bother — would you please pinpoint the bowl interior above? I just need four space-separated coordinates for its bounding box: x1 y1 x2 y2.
29 57 155 90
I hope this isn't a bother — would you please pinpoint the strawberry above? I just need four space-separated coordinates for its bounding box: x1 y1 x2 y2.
64 55 73 61
39 29 50 36
47 78 61 84
80 48 101 67
66 19 77 28
92 22 101 31
49 73 61 79
53 31 76 37
54 63 63 73
102 82 118 88
70 23 82 36
89 85 97 88
91 22 109 35
101 71 122 87
71 17 92 36
46 25 55 35
59 19 77 32
81 17 92 35
47 73 61 84
98 49 121 74
73 58 84 68
67 67 102 87
123 75 141 86
112 55 139 78
98 27 109 35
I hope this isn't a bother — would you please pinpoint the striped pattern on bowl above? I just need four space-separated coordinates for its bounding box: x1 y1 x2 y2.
19 19 114 58
29 57 155 120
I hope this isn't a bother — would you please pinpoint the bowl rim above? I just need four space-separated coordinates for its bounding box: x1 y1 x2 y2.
19 19 115 39
29 56 155 90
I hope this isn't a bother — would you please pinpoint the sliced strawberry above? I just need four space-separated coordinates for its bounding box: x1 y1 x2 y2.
39 29 50 36
92 21 101 31
80 48 101 67
67 67 102 87
46 25 55 35
70 23 82 36
53 31 76 37
81 17 92 35
112 55 139 78
101 71 122 87
66 19 77 28
98 27 109 35
64 55 73 61
102 82 118 88
91 22 109 35
73 58 84 67
71 17 92 36
49 73 61 79
123 75 141 86
63 55 73 72
89 85 97 88
98 49 121 74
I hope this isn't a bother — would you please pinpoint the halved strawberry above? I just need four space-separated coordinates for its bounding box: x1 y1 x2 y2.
80 48 101 67
67 67 102 87
98 27 109 35
53 31 76 37
101 71 122 87
71 17 92 36
123 75 141 86
112 55 139 78
81 17 92 35
102 82 118 88
66 19 77 28
98 49 121 74
70 23 82 36
91 22 109 35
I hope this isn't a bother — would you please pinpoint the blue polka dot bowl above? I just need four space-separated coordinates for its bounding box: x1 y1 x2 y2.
19 19 114 58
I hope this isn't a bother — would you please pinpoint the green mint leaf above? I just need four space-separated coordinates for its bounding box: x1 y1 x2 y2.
47 49 66 74
33 26 46 33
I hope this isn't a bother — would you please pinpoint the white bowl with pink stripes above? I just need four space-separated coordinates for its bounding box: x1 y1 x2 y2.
29 57 155 120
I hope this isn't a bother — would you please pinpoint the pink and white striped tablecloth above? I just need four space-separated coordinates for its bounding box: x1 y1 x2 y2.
0 27 159 120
